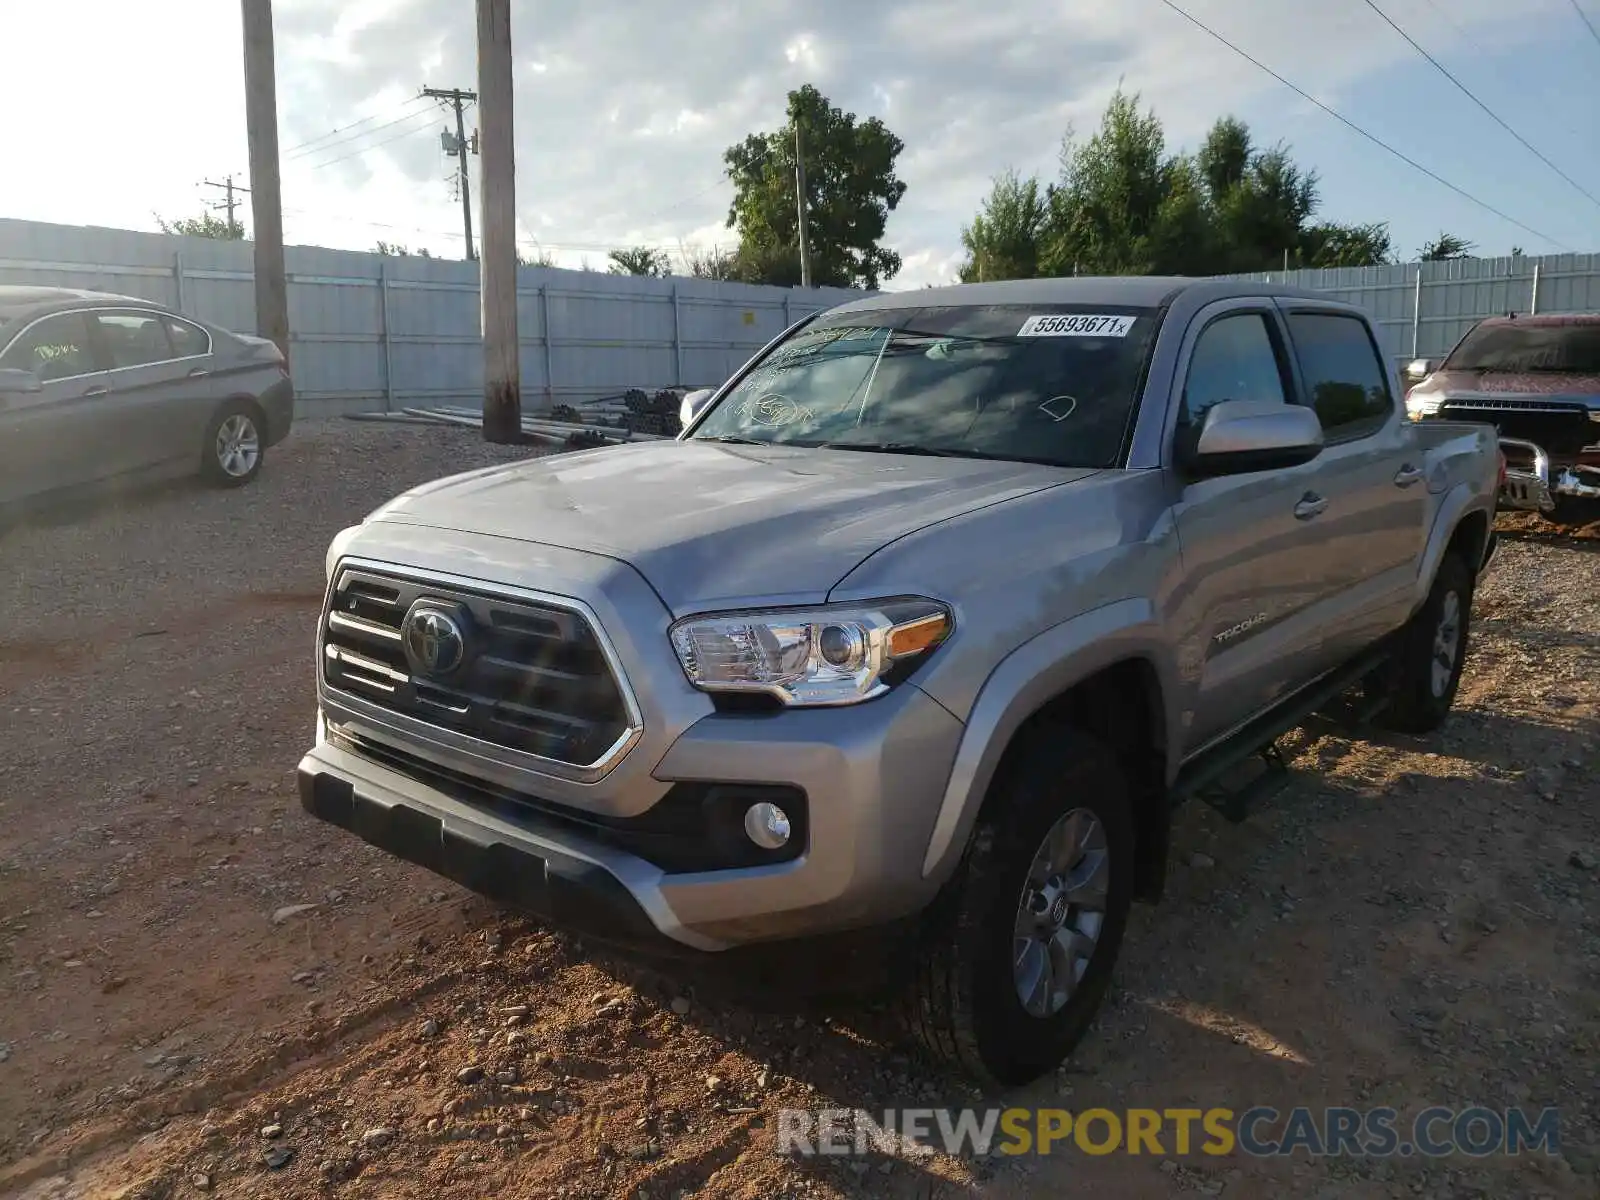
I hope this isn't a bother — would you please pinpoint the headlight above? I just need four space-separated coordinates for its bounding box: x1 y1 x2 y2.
669 599 952 707
1406 395 1442 421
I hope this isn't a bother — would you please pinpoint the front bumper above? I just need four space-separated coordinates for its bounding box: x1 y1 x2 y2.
302 674 965 953
1496 437 1600 512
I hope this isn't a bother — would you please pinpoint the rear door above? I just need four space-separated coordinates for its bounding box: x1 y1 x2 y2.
1168 301 1338 749
91 308 215 471
1276 305 1430 660
0 310 114 502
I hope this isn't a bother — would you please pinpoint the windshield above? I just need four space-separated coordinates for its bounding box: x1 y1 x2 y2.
688 303 1160 467
1444 321 1600 374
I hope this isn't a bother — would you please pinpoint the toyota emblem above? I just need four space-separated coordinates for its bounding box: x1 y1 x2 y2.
402 605 466 676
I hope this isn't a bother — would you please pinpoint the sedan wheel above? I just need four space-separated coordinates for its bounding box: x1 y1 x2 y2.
202 404 266 487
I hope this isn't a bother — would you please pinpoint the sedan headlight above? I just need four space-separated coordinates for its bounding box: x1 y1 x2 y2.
669 599 952 707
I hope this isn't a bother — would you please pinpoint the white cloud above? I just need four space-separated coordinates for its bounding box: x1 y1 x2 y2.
0 0 1578 286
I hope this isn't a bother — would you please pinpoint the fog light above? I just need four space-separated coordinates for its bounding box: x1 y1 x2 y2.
743 801 792 850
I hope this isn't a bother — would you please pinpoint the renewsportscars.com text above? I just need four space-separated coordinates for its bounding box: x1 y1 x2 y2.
776 1106 1561 1159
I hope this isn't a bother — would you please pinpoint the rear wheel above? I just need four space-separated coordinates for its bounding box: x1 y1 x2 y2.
202 402 264 487
901 726 1135 1086
1370 552 1472 734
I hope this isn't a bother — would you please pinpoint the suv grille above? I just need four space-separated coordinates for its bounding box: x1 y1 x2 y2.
320 566 634 769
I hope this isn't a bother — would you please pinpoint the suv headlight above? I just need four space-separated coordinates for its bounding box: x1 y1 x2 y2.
669 599 952 707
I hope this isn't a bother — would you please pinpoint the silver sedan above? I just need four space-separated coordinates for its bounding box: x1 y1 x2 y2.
0 286 295 508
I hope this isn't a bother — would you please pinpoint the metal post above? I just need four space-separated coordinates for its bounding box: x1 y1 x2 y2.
794 122 812 289
540 283 555 406
378 258 394 412
475 0 520 442
1411 266 1423 357
670 283 684 386
783 294 792 328
173 250 187 312
1530 263 1541 315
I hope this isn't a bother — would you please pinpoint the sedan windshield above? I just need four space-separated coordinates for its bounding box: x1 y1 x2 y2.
1444 321 1600 374
688 303 1161 468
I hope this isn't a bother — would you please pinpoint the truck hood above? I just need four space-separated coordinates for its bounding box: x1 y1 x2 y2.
1415 368 1600 404
367 439 1093 613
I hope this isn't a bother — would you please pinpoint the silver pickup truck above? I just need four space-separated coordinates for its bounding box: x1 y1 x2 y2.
299 277 1500 1085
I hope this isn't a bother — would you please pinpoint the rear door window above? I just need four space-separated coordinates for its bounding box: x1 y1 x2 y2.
165 316 211 359
94 311 177 369
1284 312 1393 440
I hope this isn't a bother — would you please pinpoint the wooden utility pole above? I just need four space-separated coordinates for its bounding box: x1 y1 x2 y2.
476 0 520 442
241 0 289 364
202 175 249 233
794 122 813 289
421 86 478 260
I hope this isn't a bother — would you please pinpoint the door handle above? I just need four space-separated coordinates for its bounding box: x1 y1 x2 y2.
81 385 109 397
1393 463 1425 487
1293 492 1329 520
187 367 210 379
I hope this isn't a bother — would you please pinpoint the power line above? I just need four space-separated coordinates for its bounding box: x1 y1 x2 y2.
1151 0 1569 250
1569 0 1600 49
299 112 440 171
286 102 435 162
279 98 431 157
1360 0 1600 214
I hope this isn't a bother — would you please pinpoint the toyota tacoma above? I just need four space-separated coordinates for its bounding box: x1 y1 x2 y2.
300 277 1500 1085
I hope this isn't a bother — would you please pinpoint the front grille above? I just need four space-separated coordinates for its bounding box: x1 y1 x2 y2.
1440 396 1587 415
320 566 633 768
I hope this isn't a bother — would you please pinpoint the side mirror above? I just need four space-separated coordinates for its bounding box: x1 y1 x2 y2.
1183 399 1324 477
1402 358 1438 384
0 367 42 396
678 388 715 429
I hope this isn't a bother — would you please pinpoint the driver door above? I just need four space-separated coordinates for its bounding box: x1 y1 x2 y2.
1167 302 1338 751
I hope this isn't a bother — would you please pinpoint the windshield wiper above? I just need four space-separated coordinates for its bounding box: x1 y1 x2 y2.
818 440 960 457
694 434 767 445
816 441 1081 467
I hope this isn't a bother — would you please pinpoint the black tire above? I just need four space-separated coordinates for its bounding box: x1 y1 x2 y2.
901 725 1135 1086
201 401 266 488
1370 552 1473 734
1541 495 1600 529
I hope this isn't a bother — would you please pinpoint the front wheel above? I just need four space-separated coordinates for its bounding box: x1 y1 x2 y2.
901 726 1135 1086
201 402 265 488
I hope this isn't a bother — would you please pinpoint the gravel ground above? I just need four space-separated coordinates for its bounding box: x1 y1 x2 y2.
0 420 1595 1199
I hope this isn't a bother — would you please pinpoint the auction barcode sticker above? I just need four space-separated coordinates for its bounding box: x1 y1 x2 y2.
1017 314 1137 338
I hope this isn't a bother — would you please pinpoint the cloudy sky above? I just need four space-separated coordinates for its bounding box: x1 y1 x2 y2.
5 0 1599 288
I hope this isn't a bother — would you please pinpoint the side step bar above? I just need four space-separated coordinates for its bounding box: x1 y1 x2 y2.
1170 646 1391 822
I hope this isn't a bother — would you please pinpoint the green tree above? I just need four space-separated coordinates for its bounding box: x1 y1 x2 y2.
156 211 245 240
607 246 672 276
1419 232 1475 261
960 93 1394 280
518 247 557 268
1298 221 1395 268
958 169 1049 283
681 243 741 281
373 242 434 258
723 83 907 289
1041 90 1172 276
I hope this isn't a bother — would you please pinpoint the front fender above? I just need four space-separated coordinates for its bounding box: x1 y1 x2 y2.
918 597 1180 883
